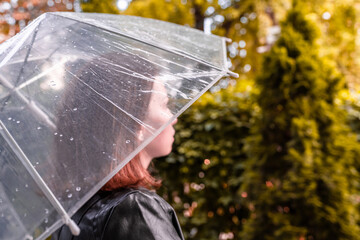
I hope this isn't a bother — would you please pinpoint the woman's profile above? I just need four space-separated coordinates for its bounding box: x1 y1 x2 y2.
51 52 183 240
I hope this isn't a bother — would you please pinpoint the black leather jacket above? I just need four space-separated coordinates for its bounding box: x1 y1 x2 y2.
52 188 184 240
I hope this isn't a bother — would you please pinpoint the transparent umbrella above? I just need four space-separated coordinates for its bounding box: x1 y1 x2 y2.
0 12 238 240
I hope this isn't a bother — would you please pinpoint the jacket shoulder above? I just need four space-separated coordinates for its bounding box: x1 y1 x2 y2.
101 188 184 240
52 188 183 240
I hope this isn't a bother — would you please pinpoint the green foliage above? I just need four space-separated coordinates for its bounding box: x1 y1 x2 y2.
241 4 360 240
124 0 194 26
155 80 256 239
282 2 318 44
81 0 120 14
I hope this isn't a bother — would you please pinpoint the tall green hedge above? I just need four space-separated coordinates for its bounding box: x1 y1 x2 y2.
240 3 360 239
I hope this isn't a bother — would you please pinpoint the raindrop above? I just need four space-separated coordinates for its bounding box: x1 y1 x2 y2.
50 80 56 87
36 162 39 165
67 193 72 198
45 209 49 214
44 218 48 223
69 137 74 141
125 140 130 144
65 189 69 193
8 117 12 120
76 187 81 192
102 151 106 154
25 184 28 188
16 120 20 124
59 134 63 137
15 188 19 192
73 108 77 111
37 126 42 130
54 132 58 135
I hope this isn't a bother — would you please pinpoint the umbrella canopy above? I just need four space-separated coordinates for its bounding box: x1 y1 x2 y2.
0 12 238 240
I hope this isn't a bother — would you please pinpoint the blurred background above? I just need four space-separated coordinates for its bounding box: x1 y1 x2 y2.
1 0 360 239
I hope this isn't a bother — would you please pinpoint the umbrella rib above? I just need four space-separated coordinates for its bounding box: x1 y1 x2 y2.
0 75 56 130
66 70 155 134
0 20 41 113
14 59 67 91
52 13 239 78
0 121 80 236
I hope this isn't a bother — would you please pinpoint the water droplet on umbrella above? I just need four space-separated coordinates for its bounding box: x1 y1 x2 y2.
16 121 20 123
8 117 12 120
102 151 106 154
54 132 58 135
36 162 39 165
37 126 42 130
25 184 28 188
44 218 48 223
73 108 77 111
65 189 69 192
59 134 63 137
15 188 18 192
70 137 74 141
126 140 130 144
76 187 81 192
67 193 72 198
45 208 49 214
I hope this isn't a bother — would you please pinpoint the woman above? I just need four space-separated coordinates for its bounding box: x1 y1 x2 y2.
51 52 184 240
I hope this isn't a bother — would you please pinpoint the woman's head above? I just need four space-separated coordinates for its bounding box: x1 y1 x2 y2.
54 52 175 198
139 81 177 168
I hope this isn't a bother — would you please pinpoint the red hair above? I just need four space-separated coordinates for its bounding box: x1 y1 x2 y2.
102 155 161 191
